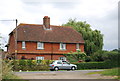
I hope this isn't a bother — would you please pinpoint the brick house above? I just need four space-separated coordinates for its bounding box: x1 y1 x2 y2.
6 16 84 60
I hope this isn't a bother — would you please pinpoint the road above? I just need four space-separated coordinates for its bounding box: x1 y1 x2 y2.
14 70 115 79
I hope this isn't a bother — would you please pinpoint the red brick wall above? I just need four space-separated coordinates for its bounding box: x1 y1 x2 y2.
8 37 84 60
17 42 84 54
17 53 65 60
8 34 15 53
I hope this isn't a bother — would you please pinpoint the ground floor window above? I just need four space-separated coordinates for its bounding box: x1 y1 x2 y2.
59 57 66 61
36 56 44 60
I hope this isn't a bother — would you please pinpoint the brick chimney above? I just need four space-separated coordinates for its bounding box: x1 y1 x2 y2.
43 16 50 29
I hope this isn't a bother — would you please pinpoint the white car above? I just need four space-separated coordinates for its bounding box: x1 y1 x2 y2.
49 60 77 71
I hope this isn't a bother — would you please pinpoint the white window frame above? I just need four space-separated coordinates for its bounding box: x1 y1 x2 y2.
60 43 66 50
37 42 44 49
36 56 44 60
22 41 26 49
76 43 80 50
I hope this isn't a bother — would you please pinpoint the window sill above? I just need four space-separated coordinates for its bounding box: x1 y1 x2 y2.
22 48 26 50
37 48 44 50
59 49 66 51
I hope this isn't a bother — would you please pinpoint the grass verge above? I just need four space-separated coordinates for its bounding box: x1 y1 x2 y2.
87 68 120 79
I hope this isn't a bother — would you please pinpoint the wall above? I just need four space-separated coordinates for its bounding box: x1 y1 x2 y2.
8 41 84 60
17 42 84 54
17 53 65 60
8 33 15 53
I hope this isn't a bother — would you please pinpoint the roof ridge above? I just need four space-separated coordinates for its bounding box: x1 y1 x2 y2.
19 23 43 26
50 25 72 28
19 23 72 28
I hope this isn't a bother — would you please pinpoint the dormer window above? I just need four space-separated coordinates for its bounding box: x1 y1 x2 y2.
37 42 44 49
60 43 66 50
22 41 26 49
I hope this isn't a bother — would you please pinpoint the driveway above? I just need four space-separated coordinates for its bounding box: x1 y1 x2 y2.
15 70 115 79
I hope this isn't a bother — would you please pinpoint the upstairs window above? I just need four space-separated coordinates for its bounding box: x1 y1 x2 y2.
76 43 80 50
22 41 26 49
60 43 66 50
37 42 44 49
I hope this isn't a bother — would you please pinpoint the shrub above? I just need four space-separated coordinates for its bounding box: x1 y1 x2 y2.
91 50 104 62
103 51 119 62
74 61 120 70
91 50 119 63
85 56 92 62
5 60 53 71
2 60 19 79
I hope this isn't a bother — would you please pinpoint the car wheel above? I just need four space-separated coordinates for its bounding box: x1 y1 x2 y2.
54 67 59 71
71 66 75 71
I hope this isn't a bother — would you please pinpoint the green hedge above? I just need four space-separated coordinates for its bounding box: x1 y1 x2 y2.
74 61 119 70
5 60 53 71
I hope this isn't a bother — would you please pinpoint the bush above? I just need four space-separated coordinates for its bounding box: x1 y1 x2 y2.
1 60 19 79
74 61 120 70
103 51 119 62
85 56 92 62
91 50 104 62
5 60 53 71
91 50 119 63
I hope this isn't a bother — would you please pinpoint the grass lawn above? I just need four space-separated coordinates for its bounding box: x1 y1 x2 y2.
87 68 120 79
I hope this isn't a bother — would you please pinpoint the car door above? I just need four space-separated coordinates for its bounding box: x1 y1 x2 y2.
62 61 71 69
56 61 63 69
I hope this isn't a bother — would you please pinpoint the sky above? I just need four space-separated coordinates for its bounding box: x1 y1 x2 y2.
0 0 119 51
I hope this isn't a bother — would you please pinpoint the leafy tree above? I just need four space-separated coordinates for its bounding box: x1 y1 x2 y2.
64 50 87 62
62 19 103 55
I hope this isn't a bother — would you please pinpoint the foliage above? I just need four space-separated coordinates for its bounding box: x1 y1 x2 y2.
62 19 103 55
85 56 92 62
91 50 105 62
89 50 119 63
6 60 53 71
74 50 120 69
103 51 119 62
74 61 120 70
64 50 87 62
1 60 19 79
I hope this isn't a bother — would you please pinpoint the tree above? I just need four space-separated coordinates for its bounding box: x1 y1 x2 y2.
64 50 87 62
62 19 103 55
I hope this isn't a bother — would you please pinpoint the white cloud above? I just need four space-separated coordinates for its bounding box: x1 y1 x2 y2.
0 0 119 51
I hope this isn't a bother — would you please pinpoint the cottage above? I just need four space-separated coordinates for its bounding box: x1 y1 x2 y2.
6 16 84 60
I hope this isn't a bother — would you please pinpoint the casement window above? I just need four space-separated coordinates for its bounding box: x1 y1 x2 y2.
36 56 44 60
60 43 66 50
37 42 44 49
76 43 80 50
22 41 26 49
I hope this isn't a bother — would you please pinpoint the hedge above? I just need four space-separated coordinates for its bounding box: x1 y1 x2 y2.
5 60 53 71
74 61 119 70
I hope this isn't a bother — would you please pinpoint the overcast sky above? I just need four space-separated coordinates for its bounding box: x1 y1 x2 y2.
0 0 119 51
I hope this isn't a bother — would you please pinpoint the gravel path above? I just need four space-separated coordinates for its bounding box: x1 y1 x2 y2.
15 70 114 79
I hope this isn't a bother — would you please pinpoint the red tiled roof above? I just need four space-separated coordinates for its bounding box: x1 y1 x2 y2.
14 23 84 43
